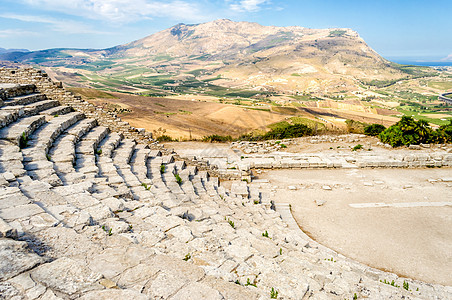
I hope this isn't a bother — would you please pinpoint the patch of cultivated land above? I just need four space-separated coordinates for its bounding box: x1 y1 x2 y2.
258 168 452 286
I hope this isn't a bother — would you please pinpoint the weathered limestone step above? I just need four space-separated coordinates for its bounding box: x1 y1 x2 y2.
50 119 98 184
162 167 185 196
23 99 59 116
0 185 60 235
191 175 208 196
0 114 46 145
25 112 85 153
273 203 299 231
97 132 123 158
130 146 152 184
66 118 97 138
230 181 249 198
0 140 26 177
74 126 109 178
0 107 22 129
52 184 115 224
39 105 72 116
0 238 43 281
112 138 136 166
3 93 46 106
19 113 84 186
77 126 110 155
0 216 17 238
0 83 35 99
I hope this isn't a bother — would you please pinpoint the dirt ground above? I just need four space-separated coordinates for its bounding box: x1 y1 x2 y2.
87 93 288 139
257 168 452 286
78 88 404 140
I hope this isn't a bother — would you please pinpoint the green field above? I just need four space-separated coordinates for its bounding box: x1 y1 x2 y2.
428 81 452 90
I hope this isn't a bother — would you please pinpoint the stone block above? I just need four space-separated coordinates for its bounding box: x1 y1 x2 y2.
0 204 44 221
0 218 17 238
31 257 103 295
0 239 43 281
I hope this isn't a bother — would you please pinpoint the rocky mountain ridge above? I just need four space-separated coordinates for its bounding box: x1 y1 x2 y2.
0 19 424 93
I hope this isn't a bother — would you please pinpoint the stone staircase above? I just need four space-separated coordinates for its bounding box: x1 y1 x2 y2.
0 83 451 299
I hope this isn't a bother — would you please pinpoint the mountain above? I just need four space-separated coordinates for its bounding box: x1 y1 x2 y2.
0 19 432 94
0 47 29 54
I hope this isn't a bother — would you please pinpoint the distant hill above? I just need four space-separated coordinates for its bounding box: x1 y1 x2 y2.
0 19 435 94
0 47 29 54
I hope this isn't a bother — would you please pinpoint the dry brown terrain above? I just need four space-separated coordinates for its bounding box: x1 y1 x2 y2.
86 92 289 139
73 87 404 139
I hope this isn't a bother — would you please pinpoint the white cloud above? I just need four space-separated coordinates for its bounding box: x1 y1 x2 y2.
442 53 452 61
21 0 205 23
0 29 39 38
229 0 269 12
0 13 111 34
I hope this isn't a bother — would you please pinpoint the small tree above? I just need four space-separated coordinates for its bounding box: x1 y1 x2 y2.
364 124 386 136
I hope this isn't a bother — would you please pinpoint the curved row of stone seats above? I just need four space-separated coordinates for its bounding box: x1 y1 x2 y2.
22 111 85 186
0 140 27 179
1 83 450 299
0 83 35 99
0 114 46 146
0 86 125 231
3 91 46 107
75 125 109 178
49 118 98 183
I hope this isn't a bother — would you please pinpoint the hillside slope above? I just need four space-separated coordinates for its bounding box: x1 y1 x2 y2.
0 19 428 93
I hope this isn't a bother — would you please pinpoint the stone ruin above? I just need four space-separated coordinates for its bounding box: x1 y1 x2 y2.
0 67 451 299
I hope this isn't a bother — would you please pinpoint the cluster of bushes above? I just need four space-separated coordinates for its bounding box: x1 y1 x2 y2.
240 123 313 141
202 134 233 143
364 116 452 147
156 135 177 142
364 124 386 136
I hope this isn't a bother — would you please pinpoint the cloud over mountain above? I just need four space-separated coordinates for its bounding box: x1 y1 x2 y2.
22 0 205 23
229 0 270 12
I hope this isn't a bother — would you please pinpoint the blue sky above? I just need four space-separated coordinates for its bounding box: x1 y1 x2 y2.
0 0 451 61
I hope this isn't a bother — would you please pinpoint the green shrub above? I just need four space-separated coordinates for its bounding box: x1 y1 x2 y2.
270 287 279 299
227 218 235 228
241 123 313 141
378 116 434 147
19 132 28 149
174 173 182 185
364 124 386 136
245 278 256 287
157 135 175 142
160 164 166 173
352 144 363 151
431 120 452 143
202 134 233 143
